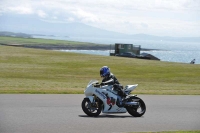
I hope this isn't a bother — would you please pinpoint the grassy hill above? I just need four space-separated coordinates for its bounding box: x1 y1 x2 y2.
0 38 199 94
0 36 108 50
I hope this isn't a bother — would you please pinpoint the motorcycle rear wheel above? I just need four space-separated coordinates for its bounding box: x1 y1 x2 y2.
126 97 146 117
82 98 102 117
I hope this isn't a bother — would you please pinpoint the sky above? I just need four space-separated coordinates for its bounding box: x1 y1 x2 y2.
0 0 200 37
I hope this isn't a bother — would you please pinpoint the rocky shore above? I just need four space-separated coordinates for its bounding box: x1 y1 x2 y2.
1 43 157 51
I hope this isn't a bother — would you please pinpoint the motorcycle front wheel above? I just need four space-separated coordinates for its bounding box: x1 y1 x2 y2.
126 97 146 117
81 98 102 117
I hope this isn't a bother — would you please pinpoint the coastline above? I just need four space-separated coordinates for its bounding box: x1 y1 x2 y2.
0 43 159 51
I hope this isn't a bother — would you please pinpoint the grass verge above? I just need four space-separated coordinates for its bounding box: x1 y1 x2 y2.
131 131 200 133
0 38 200 94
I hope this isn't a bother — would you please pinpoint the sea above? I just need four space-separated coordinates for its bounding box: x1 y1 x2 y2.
34 36 200 64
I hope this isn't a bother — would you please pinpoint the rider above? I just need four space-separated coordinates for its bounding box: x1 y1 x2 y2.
100 66 126 97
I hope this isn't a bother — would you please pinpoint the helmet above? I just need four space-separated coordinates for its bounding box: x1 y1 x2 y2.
100 66 110 77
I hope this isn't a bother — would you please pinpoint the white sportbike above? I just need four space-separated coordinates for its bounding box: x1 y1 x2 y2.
81 80 146 117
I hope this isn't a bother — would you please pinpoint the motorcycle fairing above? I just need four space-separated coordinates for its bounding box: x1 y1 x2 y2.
93 88 126 113
124 84 138 94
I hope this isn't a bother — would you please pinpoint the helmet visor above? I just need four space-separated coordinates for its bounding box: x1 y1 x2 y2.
100 69 104 77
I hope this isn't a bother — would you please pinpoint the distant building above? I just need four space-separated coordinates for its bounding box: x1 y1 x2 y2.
110 43 141 56
110 43 160 61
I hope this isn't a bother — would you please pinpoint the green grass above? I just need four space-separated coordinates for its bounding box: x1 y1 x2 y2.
0 36 104 46
0 38 200 94
130 131 200 133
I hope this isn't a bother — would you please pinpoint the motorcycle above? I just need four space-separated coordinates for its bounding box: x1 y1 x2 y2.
81 80 146 117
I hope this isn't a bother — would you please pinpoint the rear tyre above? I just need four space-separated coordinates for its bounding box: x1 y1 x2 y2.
82 98 101 117
126 97 146 117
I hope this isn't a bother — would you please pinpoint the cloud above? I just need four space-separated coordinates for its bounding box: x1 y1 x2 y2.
7 6 33 14
65 17 74 22
37 10 47 18
0 0 199 36
71 8 99 23
0 0 33 14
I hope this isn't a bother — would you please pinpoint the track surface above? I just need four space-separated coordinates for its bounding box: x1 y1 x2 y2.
0 94 200 133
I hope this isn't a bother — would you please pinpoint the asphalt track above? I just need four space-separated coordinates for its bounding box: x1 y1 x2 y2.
0 94 200 133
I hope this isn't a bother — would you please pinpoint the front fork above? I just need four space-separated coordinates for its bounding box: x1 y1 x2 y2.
85 96 95 103
85 95 102 108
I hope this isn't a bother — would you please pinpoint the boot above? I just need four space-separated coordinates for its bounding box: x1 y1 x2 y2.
119 89 127 98
117 91 123 98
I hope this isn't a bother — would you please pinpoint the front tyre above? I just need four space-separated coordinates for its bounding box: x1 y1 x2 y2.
82 98 101 117
126 97 146 117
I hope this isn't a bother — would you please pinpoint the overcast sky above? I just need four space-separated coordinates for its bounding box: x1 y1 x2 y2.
0 0 200 37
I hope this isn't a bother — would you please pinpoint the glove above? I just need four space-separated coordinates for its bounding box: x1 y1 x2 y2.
100 82 105 86
94 83 100 87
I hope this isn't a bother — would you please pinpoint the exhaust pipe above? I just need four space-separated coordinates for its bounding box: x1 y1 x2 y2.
124 102 139 107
